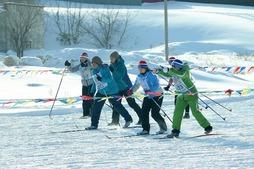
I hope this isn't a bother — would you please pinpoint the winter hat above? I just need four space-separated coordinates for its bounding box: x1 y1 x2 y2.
92 56 103 65
110 51 120 59
80 52 88 58
168 56 175 64
138 60 148 69
171 59 183 69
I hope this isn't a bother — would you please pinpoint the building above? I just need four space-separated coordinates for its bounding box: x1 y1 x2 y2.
0 2 44 53
143 0 254 6
60 0 143 6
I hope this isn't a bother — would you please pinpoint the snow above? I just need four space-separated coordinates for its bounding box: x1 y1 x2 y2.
1 1 254 168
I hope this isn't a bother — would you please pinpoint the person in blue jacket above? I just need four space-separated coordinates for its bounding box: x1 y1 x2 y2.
127 60 167 135
85 56 133 130
108 51 142 126
64 52 93 119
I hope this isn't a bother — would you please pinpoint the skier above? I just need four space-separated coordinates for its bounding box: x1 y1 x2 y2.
164 56 190 119
85 56 133 130
108 51 142 126
64 52 93 119
128 60 167 135
155 59 213 138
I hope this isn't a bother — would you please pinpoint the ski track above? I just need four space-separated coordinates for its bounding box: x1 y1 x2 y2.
1 94 254 168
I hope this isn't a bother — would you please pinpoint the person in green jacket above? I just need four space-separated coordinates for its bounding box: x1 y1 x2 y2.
156 59 213 138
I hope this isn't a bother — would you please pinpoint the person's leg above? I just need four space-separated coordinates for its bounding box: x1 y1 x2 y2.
140 97 151 133
81 85 93 117
82 86 91 117
187 95 211 129
108 110 120 125
120 89 142 124
90 93 106 128
109 97 132 124
172 95 188 131
167 95 188 138
183 104 190 119
126 97 142 123
150 96 167 133
174 95 178 105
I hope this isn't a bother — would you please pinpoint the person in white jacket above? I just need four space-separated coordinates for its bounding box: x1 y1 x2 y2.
65 52 93 119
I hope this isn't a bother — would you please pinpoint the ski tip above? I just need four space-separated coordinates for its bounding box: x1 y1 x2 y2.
105 135 112 139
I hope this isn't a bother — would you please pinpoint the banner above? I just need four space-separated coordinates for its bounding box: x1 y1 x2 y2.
194 66 254 74
1 89 254 106
0 69 68 76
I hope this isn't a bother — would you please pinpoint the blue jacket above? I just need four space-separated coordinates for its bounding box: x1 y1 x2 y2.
110 56 132 91
131 70 163 93
91 64 119 95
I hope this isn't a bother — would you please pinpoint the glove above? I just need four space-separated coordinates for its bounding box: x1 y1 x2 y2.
127 89 133 96
109 66 114 73
96 75 102 81
81 60 88 67
164 86 170 91
64 60 71 66
153 68 161 74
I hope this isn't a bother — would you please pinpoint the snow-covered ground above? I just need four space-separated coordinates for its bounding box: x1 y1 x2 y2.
1 1 254 168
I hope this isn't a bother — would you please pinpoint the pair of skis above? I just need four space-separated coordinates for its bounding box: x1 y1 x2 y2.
105 133 224 139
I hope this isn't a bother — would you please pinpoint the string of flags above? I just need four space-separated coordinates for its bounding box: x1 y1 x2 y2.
0 69 68 76
1 89 254 107
194 66 254 74
1 65 254 76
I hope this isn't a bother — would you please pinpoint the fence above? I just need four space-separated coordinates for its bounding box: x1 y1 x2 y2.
59 0 143 6
175 0 254 6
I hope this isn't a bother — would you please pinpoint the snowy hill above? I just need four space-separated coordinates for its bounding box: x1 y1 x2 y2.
0 1 254 168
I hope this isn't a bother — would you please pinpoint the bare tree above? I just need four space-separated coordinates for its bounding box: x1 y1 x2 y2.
81 7 132 49
48 1 87 46
5 0 44 58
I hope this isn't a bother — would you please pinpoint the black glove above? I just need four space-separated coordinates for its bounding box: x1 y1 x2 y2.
65 60 71 66
164 86 170 91
81 60 88 67
96 75 102 81
109 66 114 73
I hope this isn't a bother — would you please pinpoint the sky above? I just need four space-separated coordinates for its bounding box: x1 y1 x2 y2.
0 1 254 168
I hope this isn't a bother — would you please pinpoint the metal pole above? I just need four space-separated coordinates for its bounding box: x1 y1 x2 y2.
49 68 66 118
164 0 169 61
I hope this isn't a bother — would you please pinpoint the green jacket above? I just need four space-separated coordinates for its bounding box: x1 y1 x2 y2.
158 63 197 94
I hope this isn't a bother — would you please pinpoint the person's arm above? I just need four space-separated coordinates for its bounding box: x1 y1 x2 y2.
66 64 79 73
130 77 140 92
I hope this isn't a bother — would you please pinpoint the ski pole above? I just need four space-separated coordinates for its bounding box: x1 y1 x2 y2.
198 97 226 121
200 93 232 112
150 97 173 123
49 68 66 118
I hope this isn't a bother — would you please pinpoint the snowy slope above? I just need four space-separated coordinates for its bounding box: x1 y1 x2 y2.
1 1 254 168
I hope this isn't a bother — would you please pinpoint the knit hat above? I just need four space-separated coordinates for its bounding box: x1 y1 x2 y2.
91 56 103 65
110 51 120 59
168 56 175 64
80 52 88 58
171 59 183 69
138 60 148 69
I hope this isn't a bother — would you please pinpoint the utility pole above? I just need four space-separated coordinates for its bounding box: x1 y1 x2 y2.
164 0 169 61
